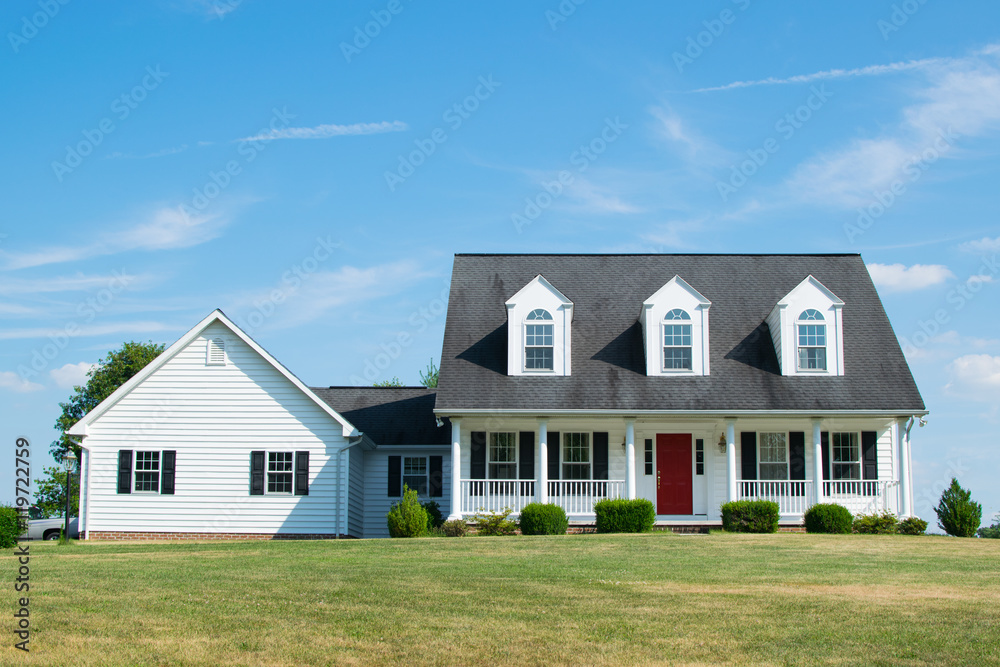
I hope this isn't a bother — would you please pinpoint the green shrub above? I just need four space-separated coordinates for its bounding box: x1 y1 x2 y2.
422 500 444 531
804 503 853 534
441 519 468 537
386 486 428 538
720 500 779 533
978 518 1000 539
898 516 928 535
471 507 518 536
593 498 655 533
935 478 982 537
0 504 26 549
853 511 898 534
518 503 568 535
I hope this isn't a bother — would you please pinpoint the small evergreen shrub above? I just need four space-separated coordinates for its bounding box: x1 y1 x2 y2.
386 486 428 538
593 498 655 533
853 511 898 534
804 503 853 534
935 478 982 537
898 516 928 535
720 500 780 533
471 507 518 536
518 503 568 535
441 519 468 537
422 500 444 531
0 504 26 549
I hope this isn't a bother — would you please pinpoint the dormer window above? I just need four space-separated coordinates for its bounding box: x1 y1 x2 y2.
524 309 554 371
663 309 693 370
207 337 226 366
796 309 827 371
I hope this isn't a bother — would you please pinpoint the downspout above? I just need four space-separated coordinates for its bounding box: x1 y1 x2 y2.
338 434 364 539
67 436 87 539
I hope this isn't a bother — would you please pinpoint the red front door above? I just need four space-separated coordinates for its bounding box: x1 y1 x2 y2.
656 434 693 515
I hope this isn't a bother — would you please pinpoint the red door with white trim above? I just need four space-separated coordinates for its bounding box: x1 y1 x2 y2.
656 434 693 515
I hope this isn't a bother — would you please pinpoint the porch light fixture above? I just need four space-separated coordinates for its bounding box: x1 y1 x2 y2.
718 433 727 453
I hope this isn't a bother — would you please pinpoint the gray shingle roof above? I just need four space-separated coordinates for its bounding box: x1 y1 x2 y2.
435 254 925 413
312 387 450 445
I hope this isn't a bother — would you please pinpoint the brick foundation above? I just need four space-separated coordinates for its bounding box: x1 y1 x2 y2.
85 531 350 541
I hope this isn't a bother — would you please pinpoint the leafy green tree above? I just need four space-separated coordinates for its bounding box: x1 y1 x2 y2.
978 514 1000 539
33 467 80 519
373 377 404 387
934 478 982 537
419 358 438 388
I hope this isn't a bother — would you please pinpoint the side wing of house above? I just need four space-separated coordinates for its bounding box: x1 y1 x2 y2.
76 317 358 539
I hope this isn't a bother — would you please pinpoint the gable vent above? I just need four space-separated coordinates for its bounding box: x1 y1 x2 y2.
206 337 227 365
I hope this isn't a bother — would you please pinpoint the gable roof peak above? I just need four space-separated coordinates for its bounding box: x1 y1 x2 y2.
777 274 845 307
504 273 573 307
643 274 711 307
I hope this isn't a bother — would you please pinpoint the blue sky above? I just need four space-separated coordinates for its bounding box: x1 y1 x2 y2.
2 1 998 528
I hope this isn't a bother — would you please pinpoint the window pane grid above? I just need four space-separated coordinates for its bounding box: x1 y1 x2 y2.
267 452 293 494
489 433 517 479
832 433 861 480
644 439 653 476
563 433 590 480
525 318 554 370
758 433 788 481
403 456 428 495
135 451 160 492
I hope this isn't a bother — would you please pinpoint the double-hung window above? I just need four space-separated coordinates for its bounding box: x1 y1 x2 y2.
489 432 517 479
403 457 429 495
267 452 293 494
134 451 161 492
663 309 693 370
797 309 827 370
758 433 788 480
524 309 554 370
562 433 591 480
832 433 861 480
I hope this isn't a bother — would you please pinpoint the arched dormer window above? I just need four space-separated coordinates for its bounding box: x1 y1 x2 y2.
663 309 693 370
796 309 826 370
524 309 554 371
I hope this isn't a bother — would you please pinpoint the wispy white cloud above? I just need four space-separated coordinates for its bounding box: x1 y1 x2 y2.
0 321 174 341
867 263 955 292
694 57 944 93
649 106 731 166
563 178 642 215
947 354 1000 399
105 145 189 160
50 362 95 389
959 236 1000 254
640 218 704 249
0 273 152 296
239 121 408 142
0 371 44 393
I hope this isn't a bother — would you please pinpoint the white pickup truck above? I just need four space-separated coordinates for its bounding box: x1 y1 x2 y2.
19 506 80 540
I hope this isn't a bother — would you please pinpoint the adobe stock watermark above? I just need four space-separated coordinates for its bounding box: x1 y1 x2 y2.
17 270 134 383
384 75 501 192
545 0 585 31
844 127 959 243
673 0 751 73
878 0 930 41
7 0 71 53
340 0 414 63
716 84 833 202
511 116 628 234
51 65 169 182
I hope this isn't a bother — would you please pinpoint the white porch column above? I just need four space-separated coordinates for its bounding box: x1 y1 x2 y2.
625 419 636 500
725 420 737 502
537 418 549 504
812 419 824 506
449 418 462 521
898 418 912 517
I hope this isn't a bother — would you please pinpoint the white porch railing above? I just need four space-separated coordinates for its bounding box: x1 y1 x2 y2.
736 480 813 516
824 480 899 516
460 479 625 516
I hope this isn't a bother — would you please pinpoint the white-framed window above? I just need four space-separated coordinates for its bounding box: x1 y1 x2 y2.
796 309 827 371
758 433 788 480
489 432 517 479
267 452 293 494
134 451 160 492
695 439 704 476
403 456 429 495
644 438 653 476
207 336 227 365
524 309 554 371
663 309 693 370
832 432 861 480
562 432 591 480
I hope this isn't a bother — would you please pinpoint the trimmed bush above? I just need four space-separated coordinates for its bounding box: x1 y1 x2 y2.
853 511 898 534
935 478 982 538
422 500 445 531
593 498 655 533
441 519 468 537
471 507 518 536
518 503 568 535
898 516 928 535
386 486 428 538
720 500 780 533
0 504 26 549
804 503 853 534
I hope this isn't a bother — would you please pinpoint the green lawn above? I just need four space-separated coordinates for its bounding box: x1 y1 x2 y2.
3 533 999 666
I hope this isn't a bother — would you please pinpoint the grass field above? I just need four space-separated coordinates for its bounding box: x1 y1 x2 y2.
2 532 999 666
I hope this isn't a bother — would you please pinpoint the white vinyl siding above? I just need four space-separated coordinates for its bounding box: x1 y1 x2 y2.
347 446 365 538
361 447 450 539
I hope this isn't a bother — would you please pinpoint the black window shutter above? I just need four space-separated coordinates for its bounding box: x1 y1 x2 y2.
250 451 265 495
593 432 609 480
429 455 443 497
470 432 487 479
518 432 535 480
295 451 309 496
117 450 133 494
861 431 878 480
387 455 401 497
547 432 560 481
788 433 805 480
821 432 831 480
740 432 757 481
161 450 176 495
